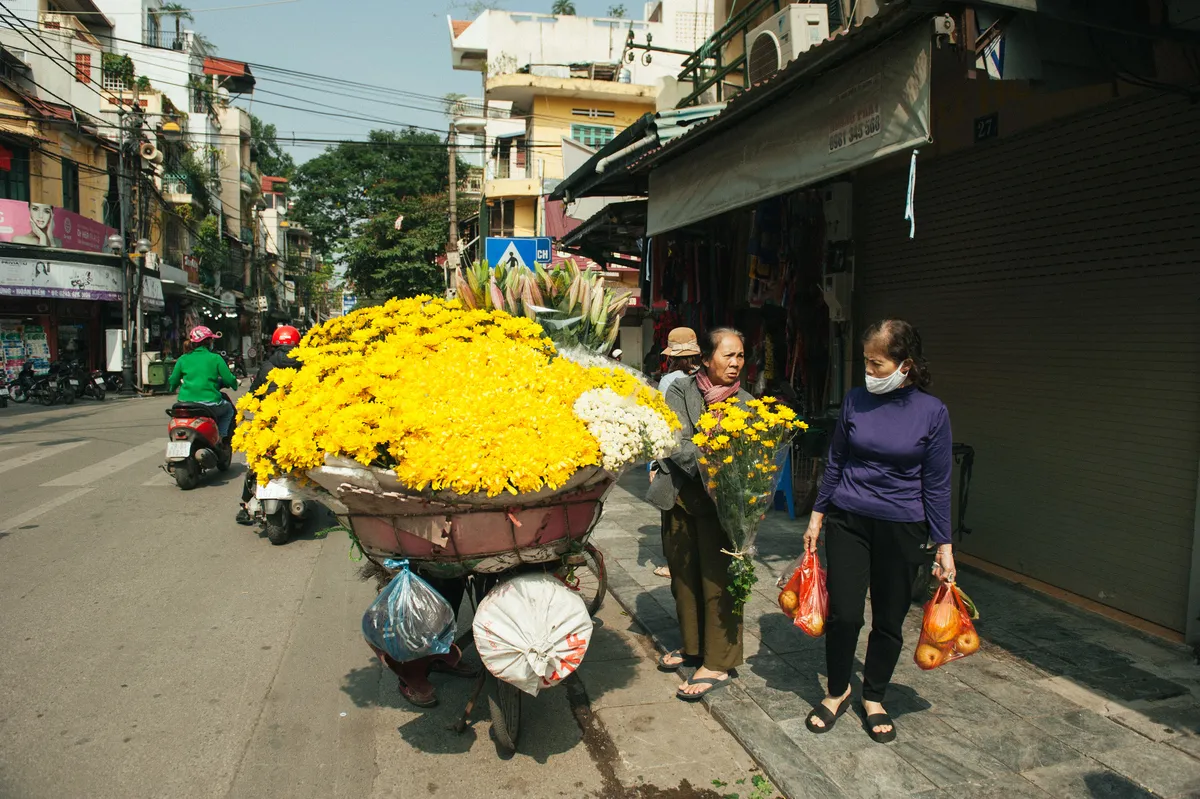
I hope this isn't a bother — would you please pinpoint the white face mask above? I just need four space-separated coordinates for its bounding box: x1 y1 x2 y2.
865 363 909 395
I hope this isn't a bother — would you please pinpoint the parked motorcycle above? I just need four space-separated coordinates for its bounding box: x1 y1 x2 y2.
103 371 124 393
246 476 315 545
10 361 36 403
49 361 76 405
69 360 106 401
0 379 7 408
164 393 235 490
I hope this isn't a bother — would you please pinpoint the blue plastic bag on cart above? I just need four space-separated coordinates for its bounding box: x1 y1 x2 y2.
362 559 456 663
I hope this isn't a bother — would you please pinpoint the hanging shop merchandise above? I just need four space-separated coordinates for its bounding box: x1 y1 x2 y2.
646 189 833 418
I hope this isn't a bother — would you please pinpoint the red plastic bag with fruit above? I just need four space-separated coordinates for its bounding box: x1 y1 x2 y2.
914 582 980 670
777 550 827 637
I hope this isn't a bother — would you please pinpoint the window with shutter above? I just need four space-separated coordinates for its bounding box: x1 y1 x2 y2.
75 52 90 84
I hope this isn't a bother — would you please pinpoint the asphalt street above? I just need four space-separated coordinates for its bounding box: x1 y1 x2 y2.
0 394 770 799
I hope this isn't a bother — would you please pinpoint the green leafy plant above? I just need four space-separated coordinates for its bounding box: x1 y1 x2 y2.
136 75 152 92
101 53 134 87
551 0 576 14
607 4 626 17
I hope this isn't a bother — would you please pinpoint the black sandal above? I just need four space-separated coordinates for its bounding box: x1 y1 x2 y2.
805 695 850 733
864 711 897 744
657 650 702 672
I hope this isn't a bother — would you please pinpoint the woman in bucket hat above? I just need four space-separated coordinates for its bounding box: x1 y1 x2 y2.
649 328 703 578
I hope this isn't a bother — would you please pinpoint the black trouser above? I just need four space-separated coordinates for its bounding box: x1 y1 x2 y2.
241 469 255 504
423 574 495 625
824 506 929 703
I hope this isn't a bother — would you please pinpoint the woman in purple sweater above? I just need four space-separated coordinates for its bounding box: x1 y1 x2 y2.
802 319 955 744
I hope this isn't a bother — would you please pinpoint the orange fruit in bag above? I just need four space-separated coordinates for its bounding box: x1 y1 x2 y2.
954 628 980 655
778 590 799 614
802 615 824 637
923 602 961 644
915 643 945 671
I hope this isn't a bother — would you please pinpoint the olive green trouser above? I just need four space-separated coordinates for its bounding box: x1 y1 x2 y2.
662 481 744 673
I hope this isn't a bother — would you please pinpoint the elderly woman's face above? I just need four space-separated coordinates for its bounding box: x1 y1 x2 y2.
703 334 745 387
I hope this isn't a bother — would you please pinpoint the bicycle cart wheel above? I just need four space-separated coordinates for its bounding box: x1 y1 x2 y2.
556 544 607 617
488 677 522 753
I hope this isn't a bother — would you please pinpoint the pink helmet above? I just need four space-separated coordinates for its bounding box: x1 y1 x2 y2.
188 325 222 344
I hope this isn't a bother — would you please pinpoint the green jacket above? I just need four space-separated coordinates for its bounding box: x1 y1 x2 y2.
169 347 238 403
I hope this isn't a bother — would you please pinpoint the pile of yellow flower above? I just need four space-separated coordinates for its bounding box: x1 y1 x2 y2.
233 296 679 497
692 397 807 613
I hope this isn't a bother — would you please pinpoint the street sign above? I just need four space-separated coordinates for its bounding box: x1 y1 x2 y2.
342 293 357 315
485 237 552 270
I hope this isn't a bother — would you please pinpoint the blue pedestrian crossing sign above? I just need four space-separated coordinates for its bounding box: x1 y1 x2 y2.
485 237 553 270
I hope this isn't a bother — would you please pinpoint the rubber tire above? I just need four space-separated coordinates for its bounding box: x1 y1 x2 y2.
556 545 608 617
95 388 105 402
265 512 290 546
11 385 27 403
0 397 6 408
488 678 521 753
61 387 75 405
174 459 200 490
39 388 54 406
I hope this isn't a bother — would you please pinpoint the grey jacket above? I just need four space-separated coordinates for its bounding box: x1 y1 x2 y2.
646 374 754 512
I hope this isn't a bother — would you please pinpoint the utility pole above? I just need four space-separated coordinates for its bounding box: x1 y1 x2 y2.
479 66 489 254
446 119 459 296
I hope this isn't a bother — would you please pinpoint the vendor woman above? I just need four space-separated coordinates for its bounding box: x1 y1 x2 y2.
647 328 752 701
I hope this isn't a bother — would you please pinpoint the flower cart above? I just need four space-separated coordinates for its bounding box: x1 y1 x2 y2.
234 294 679 755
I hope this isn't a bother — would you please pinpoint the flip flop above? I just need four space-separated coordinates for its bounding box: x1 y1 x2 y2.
429 646 479 678
653 565 671 578
396 677 438 708
805 695 850 733
657 650 702 672
864 710 897 744
675 674 732 702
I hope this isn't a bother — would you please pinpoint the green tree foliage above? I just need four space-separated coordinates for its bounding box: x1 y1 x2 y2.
607 4 626 17
552 0 577 14
289 129 469 300
192 214 229 289
249 114 295 179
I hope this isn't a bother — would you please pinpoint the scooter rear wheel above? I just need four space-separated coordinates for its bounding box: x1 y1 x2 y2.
265 511 290 545
174 459 200 490
11 386 27 403
39 389 54 406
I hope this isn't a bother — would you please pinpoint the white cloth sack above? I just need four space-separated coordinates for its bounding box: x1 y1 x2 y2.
472 573 593 697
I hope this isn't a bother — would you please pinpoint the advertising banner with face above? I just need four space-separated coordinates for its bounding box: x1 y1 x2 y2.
0 199 117 253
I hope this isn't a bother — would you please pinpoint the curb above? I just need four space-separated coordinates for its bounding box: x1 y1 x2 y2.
602 553 841 799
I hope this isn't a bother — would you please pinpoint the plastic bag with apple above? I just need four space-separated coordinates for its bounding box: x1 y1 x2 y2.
914 581 980 670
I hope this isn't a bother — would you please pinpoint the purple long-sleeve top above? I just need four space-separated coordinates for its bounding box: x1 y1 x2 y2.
814 386 953 544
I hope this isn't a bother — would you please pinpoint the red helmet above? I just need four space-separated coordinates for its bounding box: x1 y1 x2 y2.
271 325 301 346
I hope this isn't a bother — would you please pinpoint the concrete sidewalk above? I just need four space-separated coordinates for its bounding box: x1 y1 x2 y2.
592 472 1200 799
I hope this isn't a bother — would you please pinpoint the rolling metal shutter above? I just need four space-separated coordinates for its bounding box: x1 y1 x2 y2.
854 91 1200 631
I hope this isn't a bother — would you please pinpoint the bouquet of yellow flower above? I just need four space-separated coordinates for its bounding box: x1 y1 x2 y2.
693 398 806 613
234 296 679 501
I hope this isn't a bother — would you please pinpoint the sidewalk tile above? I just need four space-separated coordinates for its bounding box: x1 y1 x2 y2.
1093 742 1200 799
577 656 676 711
1108 697 1200 742
972 678 1090 718
915 772 1052 798
711 699 847 799
965 724 1080 772
1022 758 1160 799
893 732 1010 788
817 745 937 799
1029 710 1152 757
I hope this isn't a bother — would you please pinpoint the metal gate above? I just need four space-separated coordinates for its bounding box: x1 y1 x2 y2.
854 91 1200 631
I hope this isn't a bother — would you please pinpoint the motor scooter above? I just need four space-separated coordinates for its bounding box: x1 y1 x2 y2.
164 393 235 489
69 360 106 401
246 476 314 545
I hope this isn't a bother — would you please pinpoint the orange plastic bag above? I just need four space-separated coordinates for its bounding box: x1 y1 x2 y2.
777 550 828 637
914 582 980 670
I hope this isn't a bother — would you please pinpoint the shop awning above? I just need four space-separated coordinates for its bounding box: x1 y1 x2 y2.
560 200 647 267
186 286 236 309
203 57 255 94
646 16 933 236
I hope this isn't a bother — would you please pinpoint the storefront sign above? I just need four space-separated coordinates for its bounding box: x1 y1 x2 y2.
142 275 165 310
183 255 200 285
0 200 118 253
647 27 932 236
0 257 122 301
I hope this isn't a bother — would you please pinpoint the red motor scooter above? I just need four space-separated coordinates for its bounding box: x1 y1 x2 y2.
164 393 235 489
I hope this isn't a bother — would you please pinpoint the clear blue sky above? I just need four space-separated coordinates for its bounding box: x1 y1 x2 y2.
198 0 621 164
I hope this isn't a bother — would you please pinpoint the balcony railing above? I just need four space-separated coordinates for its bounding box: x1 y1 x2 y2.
40 12 102 48
672 0 802 108
162 173 194 203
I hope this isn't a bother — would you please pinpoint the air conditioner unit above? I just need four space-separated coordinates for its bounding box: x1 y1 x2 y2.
167 180 189 196
746 4 830 85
